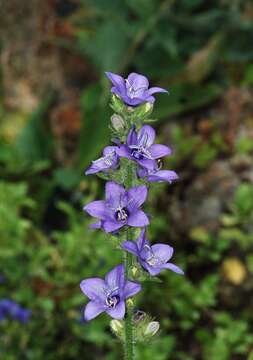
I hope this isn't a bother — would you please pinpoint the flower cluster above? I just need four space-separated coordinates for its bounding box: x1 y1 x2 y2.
80 72 183 347
0 299 31 323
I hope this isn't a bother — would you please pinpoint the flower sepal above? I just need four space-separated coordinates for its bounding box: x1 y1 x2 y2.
110 311 160 343
131 102 154 122
129 263 162 283
110 94 127 115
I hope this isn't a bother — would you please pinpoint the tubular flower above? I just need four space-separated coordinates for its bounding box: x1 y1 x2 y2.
85 146 119 175
80 264 141 321
122 229 184 276
117 125 171 170
105 72 168 106
83 181 149 233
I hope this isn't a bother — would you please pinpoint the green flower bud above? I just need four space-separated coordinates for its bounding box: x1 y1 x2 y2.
110 319 123 337
111 114 125 131
144 321 160 337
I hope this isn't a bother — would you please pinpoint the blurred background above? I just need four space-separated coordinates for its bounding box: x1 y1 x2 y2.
0 0 253 359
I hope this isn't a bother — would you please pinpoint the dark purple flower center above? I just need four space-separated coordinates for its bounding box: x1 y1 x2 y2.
129 145 152 161
115 207 129 222
106 294 120 308
131 149 144 160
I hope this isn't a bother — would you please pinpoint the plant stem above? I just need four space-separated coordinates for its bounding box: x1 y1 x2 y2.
124 230 134 360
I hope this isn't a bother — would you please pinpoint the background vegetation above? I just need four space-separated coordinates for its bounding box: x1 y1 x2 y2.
0 0 253 359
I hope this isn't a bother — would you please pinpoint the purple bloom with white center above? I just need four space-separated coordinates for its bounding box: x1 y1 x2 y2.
105 72 168 106
122 229 184 276
138 164 179 184
80 264 141 321
85 146 119 175
117 125 171 170
83 181 149 233
0 299 31 323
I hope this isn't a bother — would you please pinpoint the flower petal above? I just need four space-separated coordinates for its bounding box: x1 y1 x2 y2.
141 261 161 276
148 170 178 183
161 263 184 275
127 210 149 227
103 220 123 233
103 146 118 156
136 229 148 251
90 221 102 229
138 158 156 170
106 301 125 319
80 278 106 302
149 144 172 159
122 96 145 106
85 158 108 175
105 181 125 205
127 127 137 146
105 264 125 291
105 72 126 94
123 281 141 298
137 167 148 179
145 95 155 103
122 241 139 256
151 244 174 262
147 86 168 96
138 125 156 148
117 145 131 159
83 200 107 220
127 73 149 90
127 185 148 212
84 301 105 321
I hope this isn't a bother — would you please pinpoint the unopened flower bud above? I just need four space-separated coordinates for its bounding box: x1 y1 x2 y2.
144 321 160 337
110 319 123 334
144 102 153 113
127 298 134 307
131 266 138 277
111 114 125 131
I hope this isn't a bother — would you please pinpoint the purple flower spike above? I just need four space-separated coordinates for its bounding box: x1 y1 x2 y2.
105 72 168 106
83 181 149 233
138 165 179 184
80 264 141 321
85 146 119 175
122 229 184 276
117 125 171 170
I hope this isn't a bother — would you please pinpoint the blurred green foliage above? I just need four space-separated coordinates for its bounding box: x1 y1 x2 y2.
1 0 253 359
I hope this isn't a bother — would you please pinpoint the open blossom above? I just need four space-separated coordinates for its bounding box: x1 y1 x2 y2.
122 229 184 276
118 125 171 170
83 181 149 233
85 146 119 175
138 164 178 184
80 264 141 321
105 72 168 106
0 299 31 323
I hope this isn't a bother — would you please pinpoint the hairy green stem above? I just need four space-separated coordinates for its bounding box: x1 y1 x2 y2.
124 230 135 360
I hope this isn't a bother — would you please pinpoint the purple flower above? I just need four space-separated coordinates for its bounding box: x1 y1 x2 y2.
118 125 171 170
83 181 149 233
122 229 184 276
80 264 141 321
105 72 168 106
85 146 119 175
138 164 178 184
0 299 31 323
